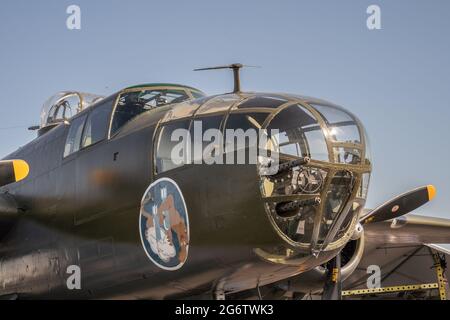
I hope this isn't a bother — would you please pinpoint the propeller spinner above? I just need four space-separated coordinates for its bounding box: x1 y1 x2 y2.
0 160 30 187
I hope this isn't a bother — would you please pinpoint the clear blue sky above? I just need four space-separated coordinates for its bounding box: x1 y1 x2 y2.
0 0 449 218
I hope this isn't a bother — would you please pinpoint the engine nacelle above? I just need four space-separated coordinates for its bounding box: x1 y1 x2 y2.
274 231 365 295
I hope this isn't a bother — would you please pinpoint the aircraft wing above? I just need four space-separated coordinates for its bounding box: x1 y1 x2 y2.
343 214 450 298
364 214 450 245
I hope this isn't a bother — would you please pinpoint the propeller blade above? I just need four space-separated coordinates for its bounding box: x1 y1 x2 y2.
361 185 436 225
0 160 29 187
322 253 342 300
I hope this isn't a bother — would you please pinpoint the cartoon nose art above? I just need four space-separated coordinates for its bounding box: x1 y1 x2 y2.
139 178 190 271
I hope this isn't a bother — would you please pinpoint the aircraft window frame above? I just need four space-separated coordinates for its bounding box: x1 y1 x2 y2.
236 95 289 109
191 91 205 99
153 114 228 175
48 101 73 125
189 115 225 164
265 104 329 162
154 119 192 174
310 103 362 145
81 97 115 149
63 113 88 158
221 112 271 162
108 87 195 139
43 93 81 128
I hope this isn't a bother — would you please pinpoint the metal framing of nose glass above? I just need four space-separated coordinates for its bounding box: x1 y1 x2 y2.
260 97 372 254
301 101 371 253
318 196 367 253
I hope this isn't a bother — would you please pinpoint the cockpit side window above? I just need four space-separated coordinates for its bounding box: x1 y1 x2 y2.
110 89 190 137
155 120 191 174
63 114 87 157
81 97 114 148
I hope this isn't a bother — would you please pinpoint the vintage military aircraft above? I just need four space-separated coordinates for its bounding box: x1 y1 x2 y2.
0 64 449 300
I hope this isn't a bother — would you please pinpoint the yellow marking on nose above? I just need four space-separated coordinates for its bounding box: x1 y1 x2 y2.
12 160 29 182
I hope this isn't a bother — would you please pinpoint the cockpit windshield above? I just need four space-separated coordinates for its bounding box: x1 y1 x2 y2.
110 89 193 136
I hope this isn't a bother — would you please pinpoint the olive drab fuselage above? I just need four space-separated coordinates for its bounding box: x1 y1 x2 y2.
0 85 371 299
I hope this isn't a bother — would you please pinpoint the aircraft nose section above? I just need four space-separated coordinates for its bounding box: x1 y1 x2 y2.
256 100 372 256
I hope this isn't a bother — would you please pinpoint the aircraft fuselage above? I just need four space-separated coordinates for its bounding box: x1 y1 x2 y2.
0 89 369 299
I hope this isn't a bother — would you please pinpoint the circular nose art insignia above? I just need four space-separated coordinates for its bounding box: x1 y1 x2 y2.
139 178 189 270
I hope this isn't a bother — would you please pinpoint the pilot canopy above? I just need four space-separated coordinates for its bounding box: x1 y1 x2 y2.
40 92 105 131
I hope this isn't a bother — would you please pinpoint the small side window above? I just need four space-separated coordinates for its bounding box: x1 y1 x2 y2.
189 116 223 163
64 114 87 157
81 98 114 148
155 120 191 174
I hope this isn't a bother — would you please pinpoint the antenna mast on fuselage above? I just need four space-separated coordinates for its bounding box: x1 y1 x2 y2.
194 63 258 93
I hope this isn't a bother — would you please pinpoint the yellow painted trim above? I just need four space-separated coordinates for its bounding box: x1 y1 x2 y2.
432 252 448 300
342 283 439 296
427 185 436 201
12 160 29 182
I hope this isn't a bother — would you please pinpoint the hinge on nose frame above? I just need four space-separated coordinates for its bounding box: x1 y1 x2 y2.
311 248 321 258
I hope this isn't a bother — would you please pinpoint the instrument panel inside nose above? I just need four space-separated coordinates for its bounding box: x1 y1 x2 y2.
259 102 372 254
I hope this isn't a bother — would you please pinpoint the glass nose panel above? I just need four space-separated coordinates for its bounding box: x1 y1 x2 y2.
268 104 329 161
260 101 371 251
333 147 362 164
311 104 361 144
328 125 361 144
318 170 356 243
265 203 317 245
